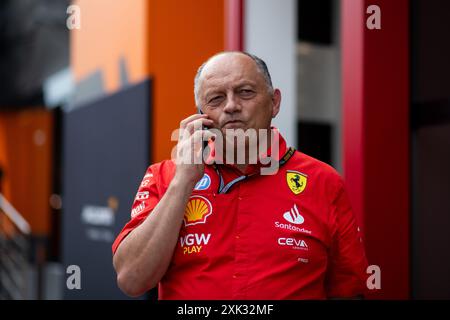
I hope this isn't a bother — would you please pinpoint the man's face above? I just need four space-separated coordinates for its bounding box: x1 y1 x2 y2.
197 53 281 136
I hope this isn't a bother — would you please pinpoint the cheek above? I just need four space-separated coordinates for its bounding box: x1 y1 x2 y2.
206 110 221 124
248 101 272 122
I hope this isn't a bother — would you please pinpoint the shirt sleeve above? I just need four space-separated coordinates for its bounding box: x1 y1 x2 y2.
112 165 160 255
325 182 369 298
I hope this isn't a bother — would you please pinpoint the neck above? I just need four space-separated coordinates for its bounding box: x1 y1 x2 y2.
215 128 277 171
216 126 275 167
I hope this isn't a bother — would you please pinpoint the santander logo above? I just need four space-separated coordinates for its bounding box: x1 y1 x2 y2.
283 204 304 225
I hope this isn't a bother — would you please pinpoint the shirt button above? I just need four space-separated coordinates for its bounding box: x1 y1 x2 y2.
238 197 242 200
232 274 237 279
235 235 240 239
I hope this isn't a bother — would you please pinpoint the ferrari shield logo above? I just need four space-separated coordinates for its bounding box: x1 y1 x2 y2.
286 171 307 195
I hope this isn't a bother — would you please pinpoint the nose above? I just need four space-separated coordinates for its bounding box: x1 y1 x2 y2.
222 93 241 114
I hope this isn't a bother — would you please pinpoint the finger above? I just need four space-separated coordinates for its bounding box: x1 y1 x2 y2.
191 130 216 164
185 118 214 135
180 113 208 129
191 129 216 145
180 118 207 141
203 130 216 141
177 129 214 159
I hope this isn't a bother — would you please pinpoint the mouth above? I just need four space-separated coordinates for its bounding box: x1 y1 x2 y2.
222 120 245 129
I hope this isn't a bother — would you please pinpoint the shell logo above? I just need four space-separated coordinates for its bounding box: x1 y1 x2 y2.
184 196 212 227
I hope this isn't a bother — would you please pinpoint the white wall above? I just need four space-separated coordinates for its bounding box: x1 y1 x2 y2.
244 0 297 148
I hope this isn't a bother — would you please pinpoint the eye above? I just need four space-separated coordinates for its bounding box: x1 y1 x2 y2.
239 89 254 97
208 95 224 106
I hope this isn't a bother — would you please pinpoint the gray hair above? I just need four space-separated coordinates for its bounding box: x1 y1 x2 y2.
194 51 274 109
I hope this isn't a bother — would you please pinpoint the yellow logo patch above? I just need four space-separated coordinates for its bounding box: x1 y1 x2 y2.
184 196 212 227
286 171 307 195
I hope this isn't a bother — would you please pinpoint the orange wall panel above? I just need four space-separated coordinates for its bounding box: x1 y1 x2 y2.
0 109 53 236
148 0 225 162
71 0 150 92
0 116 11 199
71 0 225 163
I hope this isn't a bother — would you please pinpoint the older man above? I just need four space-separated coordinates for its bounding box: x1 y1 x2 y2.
112 52 368 299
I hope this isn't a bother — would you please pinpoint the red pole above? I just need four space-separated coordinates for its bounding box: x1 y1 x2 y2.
342 0 410 299
224 0 244 51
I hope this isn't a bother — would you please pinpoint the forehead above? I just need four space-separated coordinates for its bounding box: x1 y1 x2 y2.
198 53 265 92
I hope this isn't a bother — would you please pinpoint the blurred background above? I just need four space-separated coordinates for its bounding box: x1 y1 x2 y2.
0 0 449 300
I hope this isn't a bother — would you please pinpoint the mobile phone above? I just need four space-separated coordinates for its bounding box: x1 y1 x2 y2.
199 109 209 151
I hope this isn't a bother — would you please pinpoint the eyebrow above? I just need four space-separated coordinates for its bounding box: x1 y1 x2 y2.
203 80 258 98
234 80 257 88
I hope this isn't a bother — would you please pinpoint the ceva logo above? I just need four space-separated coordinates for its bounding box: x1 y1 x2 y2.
278 237 308 249
283 204 304 225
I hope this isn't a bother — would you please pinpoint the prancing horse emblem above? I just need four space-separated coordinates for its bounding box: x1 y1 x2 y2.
286 171 307 195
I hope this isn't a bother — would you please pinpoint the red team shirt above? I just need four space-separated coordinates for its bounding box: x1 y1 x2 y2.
112 131 368 299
